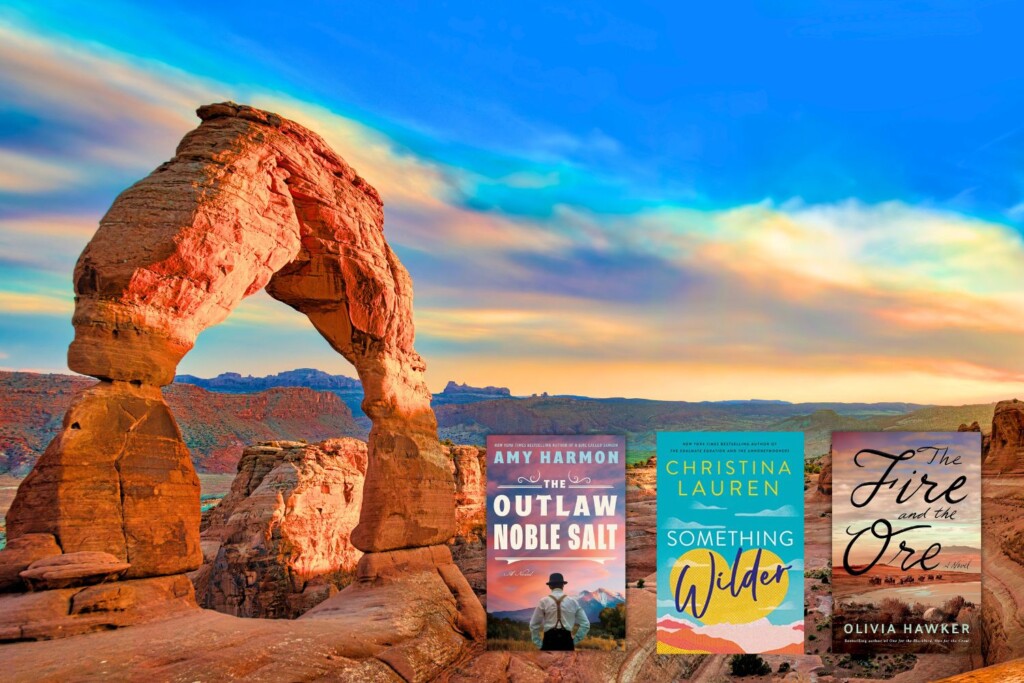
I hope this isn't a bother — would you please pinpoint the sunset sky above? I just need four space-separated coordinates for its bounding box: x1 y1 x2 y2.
1 2 1023 402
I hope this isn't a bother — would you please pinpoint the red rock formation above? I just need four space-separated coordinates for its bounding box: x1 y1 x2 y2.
958 420 992 463
984 400 1024 475
449 445 485 509
65 101 452 550
818 450 832 495
8 101 455 564
7 381 201 578
446 445 487 597
1 102 477 644
194 439 367 618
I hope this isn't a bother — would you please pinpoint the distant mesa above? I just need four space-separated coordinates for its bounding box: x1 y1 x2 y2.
173 371 512 398
441 381 511 397
175 368 361 392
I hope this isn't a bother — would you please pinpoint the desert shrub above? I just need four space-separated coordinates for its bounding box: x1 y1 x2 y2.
729 655 771 677
636 578 645 589
806 566 830 582
879 597 912 624
942 596 966 619
487 616 531 642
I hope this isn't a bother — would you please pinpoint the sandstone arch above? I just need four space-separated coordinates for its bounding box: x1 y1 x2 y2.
7 102 456 577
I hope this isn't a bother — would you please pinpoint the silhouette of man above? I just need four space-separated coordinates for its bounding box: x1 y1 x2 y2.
529 572 590 650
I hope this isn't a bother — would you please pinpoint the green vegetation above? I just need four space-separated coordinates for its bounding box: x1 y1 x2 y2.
834 653 917 679
487 616 531 642
594 603 626 640
806 563 831 583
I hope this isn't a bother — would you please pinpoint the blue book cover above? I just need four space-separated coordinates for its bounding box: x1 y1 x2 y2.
657 432 805 654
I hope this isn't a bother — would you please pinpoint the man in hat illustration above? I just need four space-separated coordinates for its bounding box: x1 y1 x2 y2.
529 572 590 650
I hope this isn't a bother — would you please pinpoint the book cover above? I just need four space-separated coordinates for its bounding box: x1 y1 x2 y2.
831 431 982 654
485 435 626 651
656 432 805 654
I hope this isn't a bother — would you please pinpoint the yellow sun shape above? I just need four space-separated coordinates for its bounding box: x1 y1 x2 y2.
668 548 790 624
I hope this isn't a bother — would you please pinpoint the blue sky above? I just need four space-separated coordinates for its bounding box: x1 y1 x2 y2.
1 1 1023 402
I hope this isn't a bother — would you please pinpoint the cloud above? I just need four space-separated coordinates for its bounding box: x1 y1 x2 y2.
0 149 81 193
1 19 1023 405
662 517 726 530
0 291 73 315
691 502 725 511
0 19 217 176
735 505 798 518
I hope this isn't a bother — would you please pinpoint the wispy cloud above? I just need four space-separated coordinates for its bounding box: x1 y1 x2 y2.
0 291 73 315
0 149 81 193
0 18 1022 404
662 518 726 530
735 505 799 518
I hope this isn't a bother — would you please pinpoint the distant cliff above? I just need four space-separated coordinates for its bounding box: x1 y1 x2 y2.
175 370 514 416
0 371 362 475
175 368 361 392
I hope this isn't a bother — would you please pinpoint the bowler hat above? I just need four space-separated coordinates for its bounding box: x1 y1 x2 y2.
546 572 567 587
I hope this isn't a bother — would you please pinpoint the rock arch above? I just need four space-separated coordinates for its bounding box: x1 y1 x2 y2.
7 102 456 577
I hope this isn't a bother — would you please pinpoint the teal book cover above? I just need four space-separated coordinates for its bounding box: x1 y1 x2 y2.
657 432 805 654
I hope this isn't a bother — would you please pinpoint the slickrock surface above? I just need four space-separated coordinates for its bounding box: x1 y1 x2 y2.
193 438 367 618
0 534 61 591
0 574 196 642
939 658 1024 682
20 551 131 591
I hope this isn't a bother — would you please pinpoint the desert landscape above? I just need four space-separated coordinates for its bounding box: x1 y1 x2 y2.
0 103 1023 682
